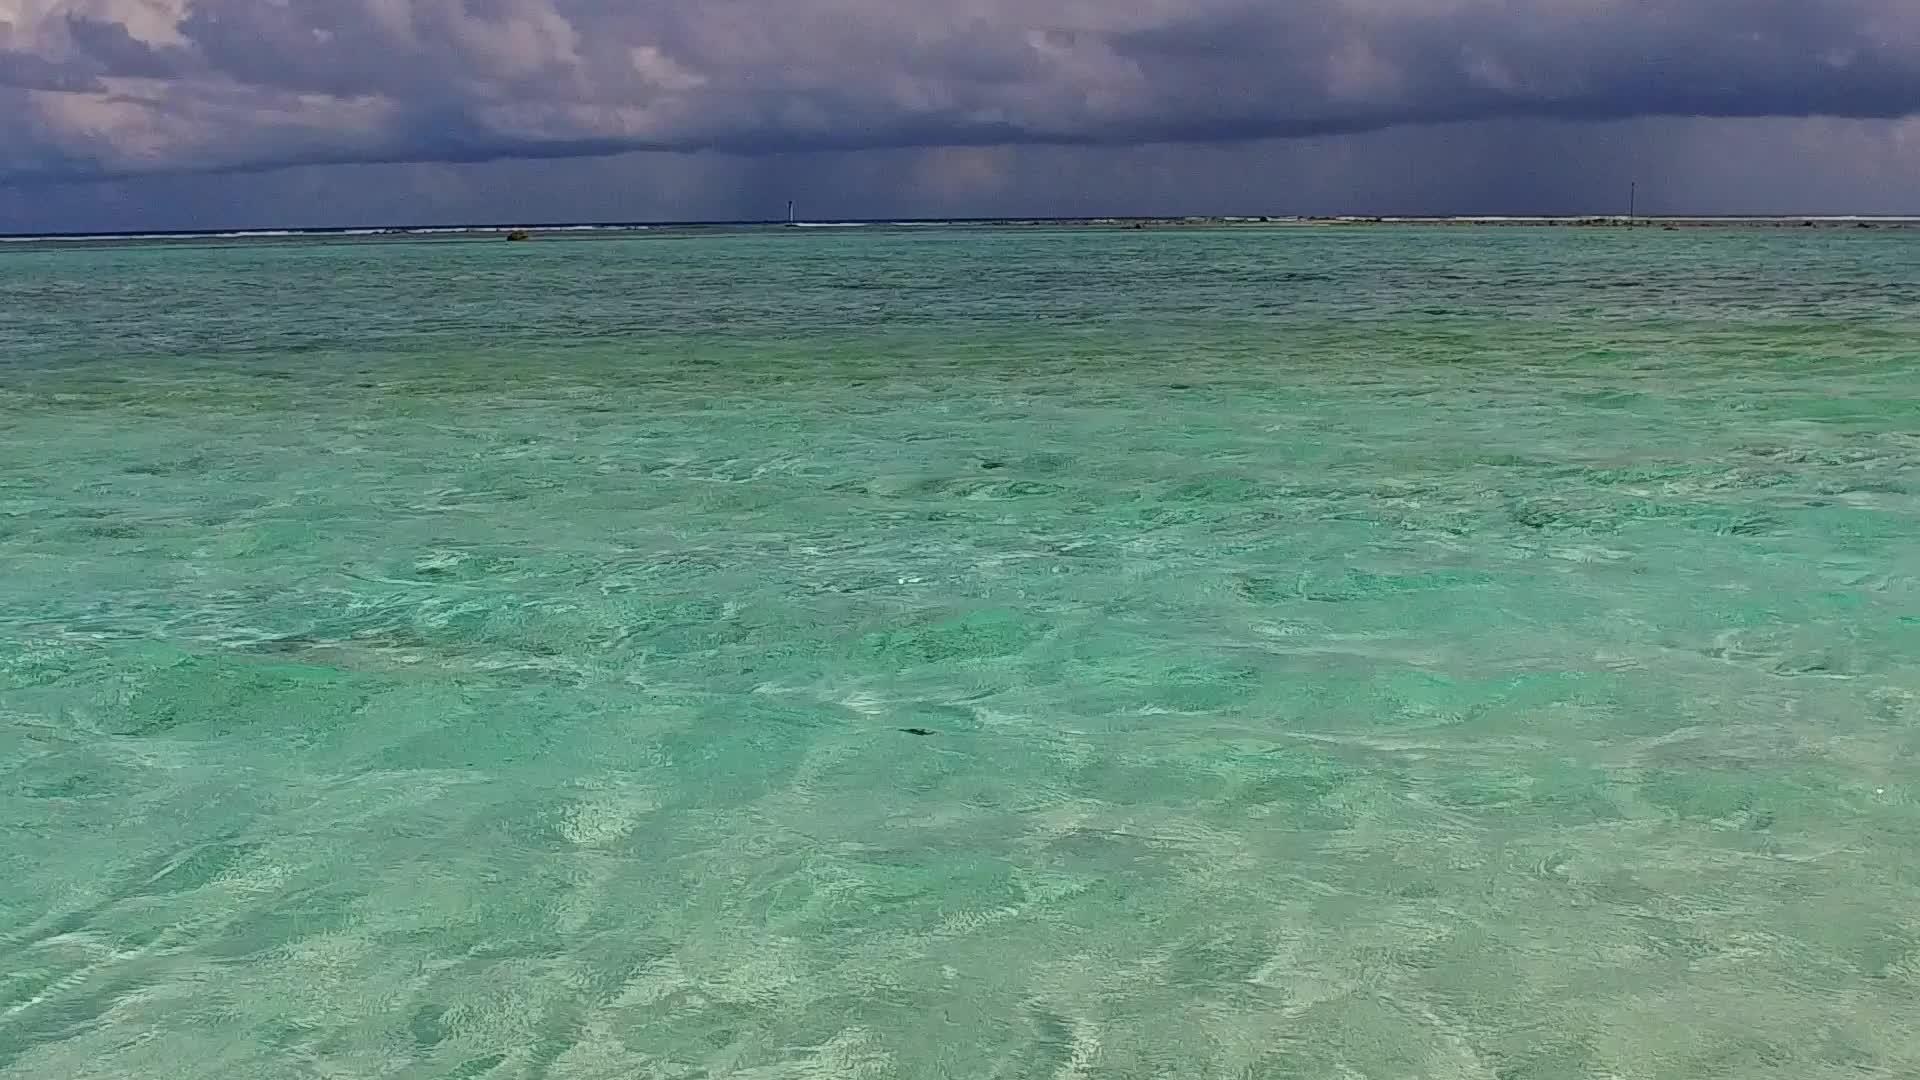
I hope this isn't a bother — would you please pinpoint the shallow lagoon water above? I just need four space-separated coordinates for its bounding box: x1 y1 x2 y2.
2 227 1918 1078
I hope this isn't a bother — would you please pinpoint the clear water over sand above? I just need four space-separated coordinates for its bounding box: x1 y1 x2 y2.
2 226 1918 1078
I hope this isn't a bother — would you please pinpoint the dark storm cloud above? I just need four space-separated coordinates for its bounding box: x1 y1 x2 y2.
1 0 1918 181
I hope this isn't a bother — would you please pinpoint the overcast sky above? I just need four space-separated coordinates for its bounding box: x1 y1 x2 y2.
2 0 1917 231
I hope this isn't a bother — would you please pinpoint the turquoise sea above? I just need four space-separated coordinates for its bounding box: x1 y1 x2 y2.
2 226 1917 1079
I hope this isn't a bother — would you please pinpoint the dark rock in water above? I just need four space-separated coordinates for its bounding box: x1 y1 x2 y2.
900 727 937 736
506 230 531 242
980 460 1006 470
1168 383 1193 390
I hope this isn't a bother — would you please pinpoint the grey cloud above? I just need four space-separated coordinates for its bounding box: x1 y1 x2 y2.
3 0 1920 183
64 16 186 79
1095 1 1920 138
0 48 98 92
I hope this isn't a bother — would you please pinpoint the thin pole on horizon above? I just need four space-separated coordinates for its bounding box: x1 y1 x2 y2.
1628 182 1637 225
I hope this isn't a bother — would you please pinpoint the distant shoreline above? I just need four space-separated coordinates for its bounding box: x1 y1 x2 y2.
4 214 1916 244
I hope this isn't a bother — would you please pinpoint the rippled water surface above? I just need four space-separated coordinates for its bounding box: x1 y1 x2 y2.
3 226 1918 1078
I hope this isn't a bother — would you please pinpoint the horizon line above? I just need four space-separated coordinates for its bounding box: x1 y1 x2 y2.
6 213 1920 242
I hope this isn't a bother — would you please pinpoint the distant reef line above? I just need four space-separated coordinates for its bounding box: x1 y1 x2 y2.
7 215 1917 244
1062 215 1920 230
